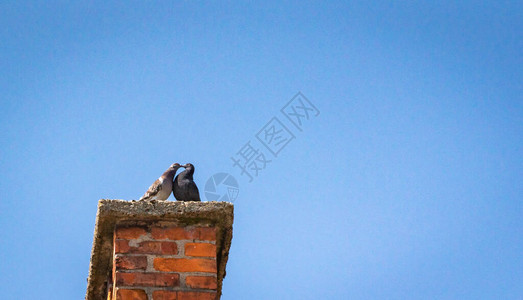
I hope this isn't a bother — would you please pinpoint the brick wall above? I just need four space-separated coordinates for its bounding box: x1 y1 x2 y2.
109 222 218 300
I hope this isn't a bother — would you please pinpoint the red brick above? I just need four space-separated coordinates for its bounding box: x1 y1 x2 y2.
158 241 178 254
152 290 177 300
185 276 217 290
115 256 147 270
198 228 216 241
115 240 178 255
115 226 147 239
177 291 216 300
129 241 178 255
151 226 198 240
115 239 131 253
116 272 179 287
185 243 216 258
136 241 162 253
154 258 216 273
116 288 147 300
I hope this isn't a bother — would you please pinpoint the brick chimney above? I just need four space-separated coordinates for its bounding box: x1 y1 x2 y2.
86 200 233 300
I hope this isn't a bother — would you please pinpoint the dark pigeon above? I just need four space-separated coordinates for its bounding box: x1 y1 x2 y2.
173 163 201 201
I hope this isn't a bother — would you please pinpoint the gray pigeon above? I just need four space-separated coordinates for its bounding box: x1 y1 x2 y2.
173 163 201 201
139 163 182 201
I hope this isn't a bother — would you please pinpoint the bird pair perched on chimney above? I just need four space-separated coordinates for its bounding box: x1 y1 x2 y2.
139 163 200 202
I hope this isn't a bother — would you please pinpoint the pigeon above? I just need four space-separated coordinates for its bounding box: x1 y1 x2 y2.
139 163 182 201
173 163 201 201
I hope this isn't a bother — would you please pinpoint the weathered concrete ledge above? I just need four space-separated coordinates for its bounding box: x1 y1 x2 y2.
85 199 234 300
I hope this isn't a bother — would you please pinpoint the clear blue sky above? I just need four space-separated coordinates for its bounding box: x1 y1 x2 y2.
1 1 522 299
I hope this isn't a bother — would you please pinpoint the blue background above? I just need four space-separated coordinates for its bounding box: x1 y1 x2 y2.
1 1 522 299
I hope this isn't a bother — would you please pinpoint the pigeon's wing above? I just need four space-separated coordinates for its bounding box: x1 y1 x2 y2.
188 181 201 201
140 178 162 200
172 174 181 200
